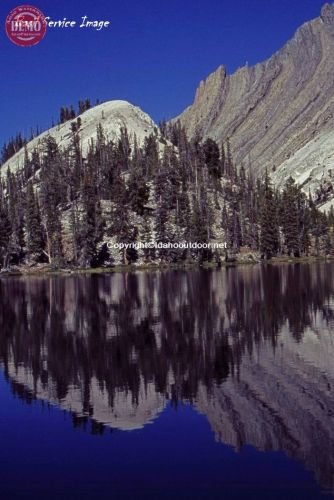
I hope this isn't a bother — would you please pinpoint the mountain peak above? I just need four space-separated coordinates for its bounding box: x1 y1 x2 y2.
173 3 334 208
194 65 226 103
1 100 158 178
321 2 334 24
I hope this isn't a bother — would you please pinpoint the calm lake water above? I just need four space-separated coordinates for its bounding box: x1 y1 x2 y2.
0 263 334 499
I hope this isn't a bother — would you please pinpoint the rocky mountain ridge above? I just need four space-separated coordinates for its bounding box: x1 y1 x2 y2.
174 3 334 209
0 100 161 178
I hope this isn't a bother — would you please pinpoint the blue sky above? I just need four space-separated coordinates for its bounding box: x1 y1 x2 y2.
0 0 328 145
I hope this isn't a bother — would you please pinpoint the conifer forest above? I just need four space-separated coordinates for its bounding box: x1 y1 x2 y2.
0 113 333 271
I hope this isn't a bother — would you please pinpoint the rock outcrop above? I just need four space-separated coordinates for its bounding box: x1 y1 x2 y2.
174 3 334 204
0 100 161 178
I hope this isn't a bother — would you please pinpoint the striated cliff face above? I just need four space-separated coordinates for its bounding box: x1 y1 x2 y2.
175 3 334 187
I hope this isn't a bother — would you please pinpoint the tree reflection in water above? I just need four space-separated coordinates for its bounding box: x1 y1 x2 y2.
0 263 334 491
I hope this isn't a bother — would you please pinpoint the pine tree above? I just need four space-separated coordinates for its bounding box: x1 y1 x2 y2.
69 201 80 265
30 148 41 176
117 127 131 171
141 213 155 261
203 138 221 179
23 145 32 181
6 170 24 263
225 138 234 179
259 170 278 259
68 125 83 200
221 203 229 234
177 185 191 238
80 164 104 267
281 177 301 257
231 208 242 251
0 188 11 269
143 135 159 177
190 193 213 262
155 195 169 261
220 143 226 177
25 181 44 259
110 172 137 264
127 170 149 215
40 136 64 266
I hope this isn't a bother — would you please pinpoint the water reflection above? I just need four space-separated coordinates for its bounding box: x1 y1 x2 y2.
0 264 334 491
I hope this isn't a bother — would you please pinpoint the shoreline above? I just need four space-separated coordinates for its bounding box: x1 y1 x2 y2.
0 256 333 278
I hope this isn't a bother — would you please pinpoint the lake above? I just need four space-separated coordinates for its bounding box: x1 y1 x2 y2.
0 263 333 499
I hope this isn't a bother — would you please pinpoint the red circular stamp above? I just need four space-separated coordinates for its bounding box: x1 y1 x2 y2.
5 5 47 47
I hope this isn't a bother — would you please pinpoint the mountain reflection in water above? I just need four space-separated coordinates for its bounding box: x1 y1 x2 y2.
0 263 334 494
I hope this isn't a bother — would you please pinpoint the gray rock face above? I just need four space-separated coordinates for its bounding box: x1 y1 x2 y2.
174 3 334 177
